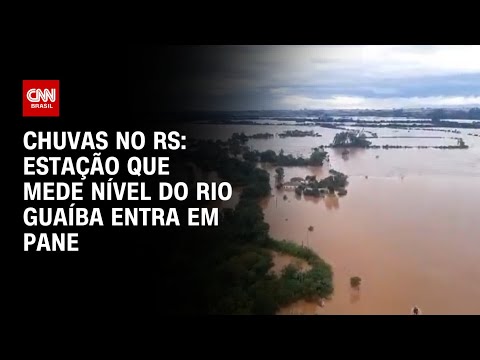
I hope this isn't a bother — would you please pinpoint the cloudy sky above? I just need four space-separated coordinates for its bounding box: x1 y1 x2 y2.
189 45 480 111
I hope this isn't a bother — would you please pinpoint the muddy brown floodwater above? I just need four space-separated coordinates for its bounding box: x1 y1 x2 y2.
187 124 480 314
262 168 480 314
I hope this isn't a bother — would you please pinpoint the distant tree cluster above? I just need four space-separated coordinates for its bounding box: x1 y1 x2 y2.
278 130 321 138
246 148 328 166
358 107 480 120
249 132 274 139
430 107 480 121
331 131 372 148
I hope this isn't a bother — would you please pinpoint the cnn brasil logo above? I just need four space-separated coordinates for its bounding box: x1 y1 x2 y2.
23 80 60 117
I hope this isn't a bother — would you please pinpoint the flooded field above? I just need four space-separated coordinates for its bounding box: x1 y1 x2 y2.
187 123 480 314
264 170 480 314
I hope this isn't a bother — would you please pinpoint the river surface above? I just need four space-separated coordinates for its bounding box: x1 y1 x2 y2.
186 123 480 314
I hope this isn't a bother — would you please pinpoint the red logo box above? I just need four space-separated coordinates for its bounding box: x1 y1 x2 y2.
23 80 60 117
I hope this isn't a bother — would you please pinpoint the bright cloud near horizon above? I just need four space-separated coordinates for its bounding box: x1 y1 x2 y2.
191 45 480 111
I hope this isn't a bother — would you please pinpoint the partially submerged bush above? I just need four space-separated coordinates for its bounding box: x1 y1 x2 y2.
350 276 361 288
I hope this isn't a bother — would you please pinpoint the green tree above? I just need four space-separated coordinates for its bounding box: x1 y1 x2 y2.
309 149 327 165
331 131 371 148
275 167 285 182
260 150 277 163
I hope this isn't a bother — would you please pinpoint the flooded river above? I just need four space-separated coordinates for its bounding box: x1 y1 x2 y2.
187 123 480 314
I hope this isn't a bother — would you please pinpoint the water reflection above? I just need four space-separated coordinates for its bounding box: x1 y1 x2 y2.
303 195 322 205
299 194 341 210
332 147 366 160
350 288 361 304
324 194 340 210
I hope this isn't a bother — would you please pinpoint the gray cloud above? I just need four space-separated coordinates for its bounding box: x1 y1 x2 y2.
183 45 480 110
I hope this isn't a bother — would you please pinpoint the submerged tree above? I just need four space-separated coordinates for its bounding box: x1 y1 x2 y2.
457 138 467 148
305 225 314 247
350 276 362 288
275 167 285 182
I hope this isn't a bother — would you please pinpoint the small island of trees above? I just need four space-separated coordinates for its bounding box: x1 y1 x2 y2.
288 169 349 197
331 130 372 148
243 148 328 167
